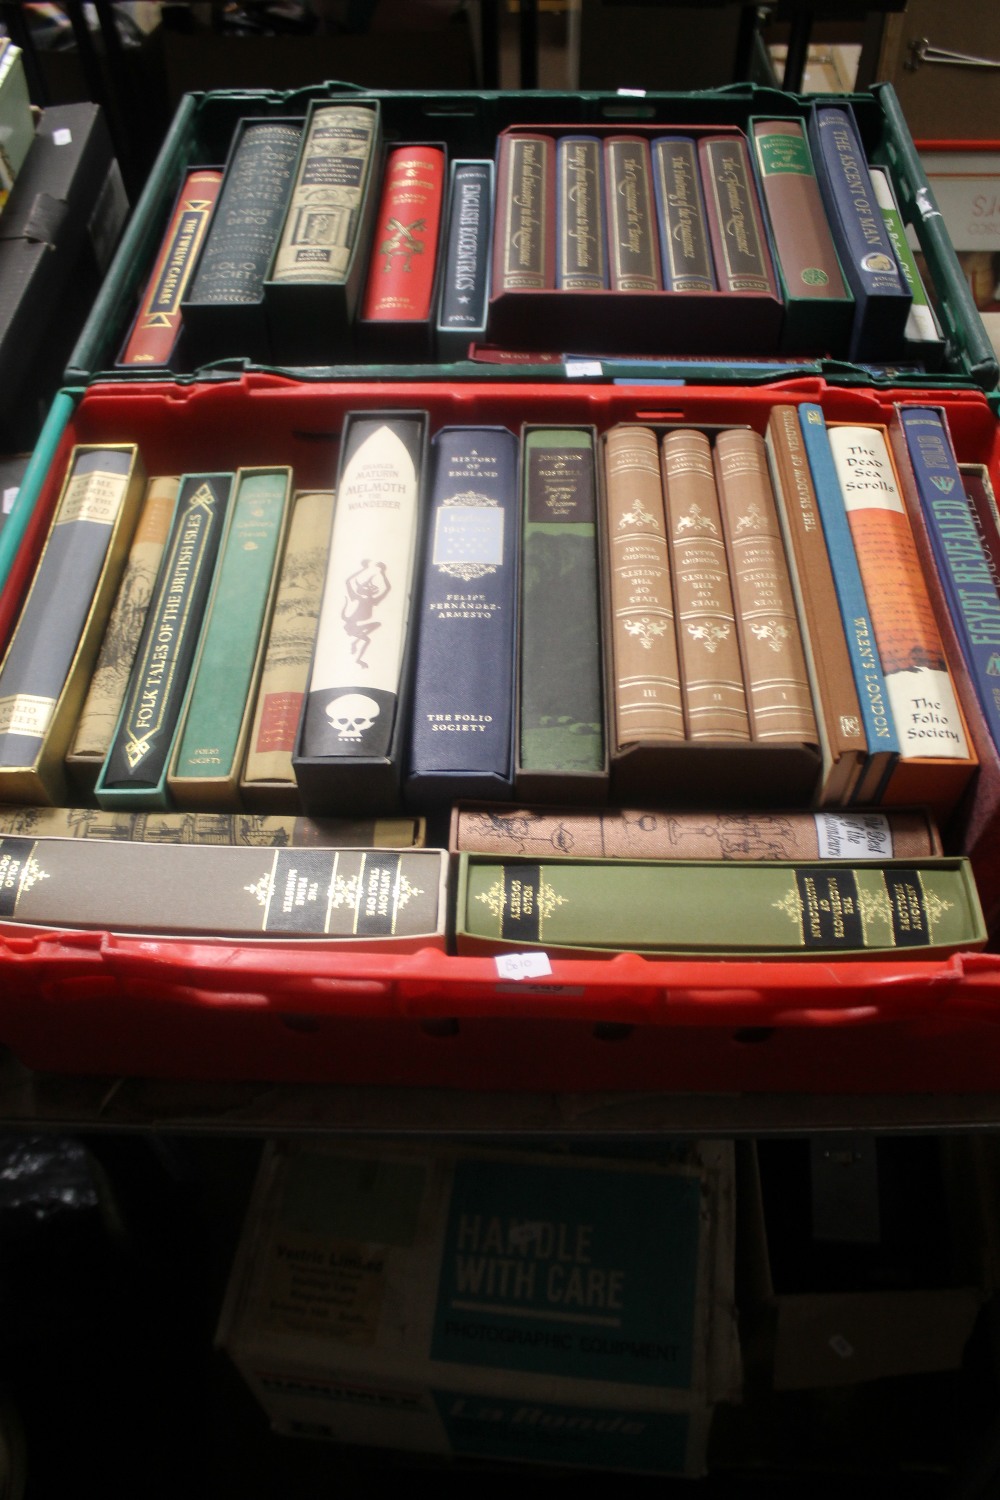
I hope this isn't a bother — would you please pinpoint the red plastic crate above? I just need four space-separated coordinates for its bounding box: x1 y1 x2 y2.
2 373 1000 1092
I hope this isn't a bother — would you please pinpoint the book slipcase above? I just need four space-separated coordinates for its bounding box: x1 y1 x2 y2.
1 85 1000 1095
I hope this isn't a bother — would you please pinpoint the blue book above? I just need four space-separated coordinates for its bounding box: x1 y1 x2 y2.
797 402 899 801
808 105 911 362
405 425 519 804
898 404 1000 750
650 135 715 291
436 159 494 359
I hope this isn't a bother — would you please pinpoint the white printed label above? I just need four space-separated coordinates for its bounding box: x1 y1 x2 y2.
814 812 893 860
494 952 553 981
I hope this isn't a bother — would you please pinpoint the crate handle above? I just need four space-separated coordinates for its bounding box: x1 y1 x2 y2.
907 38 1000 71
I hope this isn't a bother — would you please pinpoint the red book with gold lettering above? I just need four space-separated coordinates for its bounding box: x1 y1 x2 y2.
117 167 223 368
360 145 446 333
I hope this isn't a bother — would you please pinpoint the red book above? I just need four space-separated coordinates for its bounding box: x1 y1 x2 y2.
117 167 223 367
361 145 446 322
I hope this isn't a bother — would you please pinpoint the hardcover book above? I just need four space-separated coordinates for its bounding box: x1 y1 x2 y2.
359 143 446 356
765 404 866 805
556 135 608 290
405 424 519 805
492 132 555 293
661 428 749 742
295 413 425 814
869 166 943 361
750 119 852 353
449 803 942 863
242 488 335 811
0 804 425 849
603 425 684 748
0 444 146 804
169 467 292 809
698 133 777 297
797 402 899 802
0 838 447 946
182 120 303 365
117 168 223 368
96 471 234 809
518 427 605 799
808 105 911 361
604 136 660 291
713 427 818 746
650 136 715 292
827 421 975 815
436 159 493 358
66 473 178 795
455 854 985 959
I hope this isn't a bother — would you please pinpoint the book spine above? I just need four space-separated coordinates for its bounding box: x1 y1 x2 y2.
458 854 984 956
896 405 1000 746
0 447 141 768
698 134 777 295
270 103 379 285
827 423 970 763
604 136 660 291
797 402 900 772
869 167 942 347
407 425 519 791
0 805 423 848
714 428 817 744
961 464 1000 582
118 169 223 365
300 416 423 762
520 429 604 776
67 474 178 767
603 426 684 745
765 404 866 800
361 145 446 322
492 132 555 292
650 135 715 291
187 122 302 305
661 428 748 740
808 105 911 356
437 160 493 343
0 838 445 943
450 804 941 861
243 489 335 790
750 120 847 301
170 468 291 797
98 472 234 796
556 135 608 289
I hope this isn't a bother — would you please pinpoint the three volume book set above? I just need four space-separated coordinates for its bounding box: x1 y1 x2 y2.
0 392 993 959
115 95 937 370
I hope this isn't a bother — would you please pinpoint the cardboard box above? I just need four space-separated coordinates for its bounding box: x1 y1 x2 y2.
217 1139 739 1476
0 103 128 451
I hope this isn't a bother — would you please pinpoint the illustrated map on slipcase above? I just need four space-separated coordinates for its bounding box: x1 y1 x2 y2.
217 1140 739 1476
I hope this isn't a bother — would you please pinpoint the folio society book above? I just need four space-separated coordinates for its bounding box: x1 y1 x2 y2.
0 839 447 946
650 136 715 292
117 168 223 368
96 471 234 810
359 143 446 358
750 119 851 354
0 444 146 804
492 132 555 293
517 427 606 800
0 804 425 848
65 473 178 796
181 119 303 366
242 488 335 811
455 855 986 959
295 413 426 814
869 167 943 363
555 135 608 290
808 105 911 361
826 422 976 817
765 405 866 805
169 467 292 809
698 133 777 298
405 424 519 805
604 136 660 292
436 158 493 359
449 803 942 863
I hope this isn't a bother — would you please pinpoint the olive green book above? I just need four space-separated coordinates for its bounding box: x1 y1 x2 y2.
169 467 291 808
455 855 985 959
